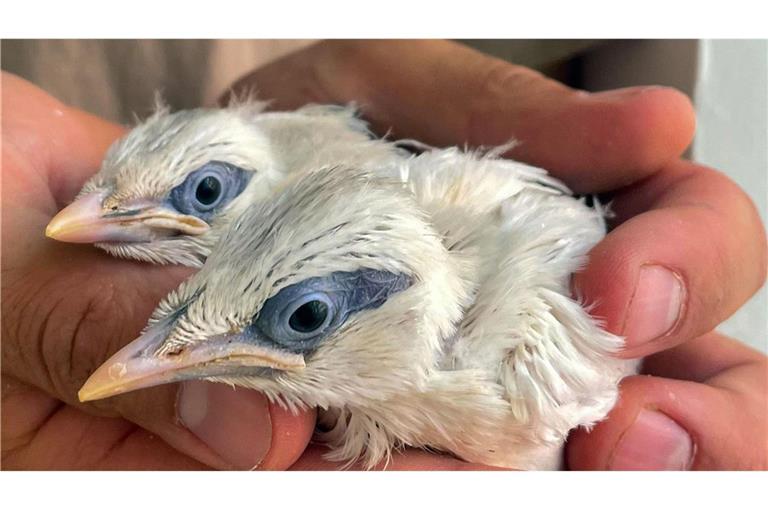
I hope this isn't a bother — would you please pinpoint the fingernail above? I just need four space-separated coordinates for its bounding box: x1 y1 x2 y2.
177 381 272 470
624 265 684 347
609 409 694 470
591 86 667 102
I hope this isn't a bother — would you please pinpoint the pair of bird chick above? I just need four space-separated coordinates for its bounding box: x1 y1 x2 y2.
47 100 633 470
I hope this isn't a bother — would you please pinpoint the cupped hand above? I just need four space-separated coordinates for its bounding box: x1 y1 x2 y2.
227 40 767 469
3 38 765 471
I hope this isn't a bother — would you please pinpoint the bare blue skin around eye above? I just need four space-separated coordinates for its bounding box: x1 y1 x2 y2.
249 269 413 354
168 161 252 222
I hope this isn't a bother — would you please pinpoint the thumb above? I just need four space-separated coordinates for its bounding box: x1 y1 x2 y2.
176 381 317 470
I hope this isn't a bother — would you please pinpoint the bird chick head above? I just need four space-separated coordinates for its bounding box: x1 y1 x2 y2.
78 167 470 409
45 103 281 266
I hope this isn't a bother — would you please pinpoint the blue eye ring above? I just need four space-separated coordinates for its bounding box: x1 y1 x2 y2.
168 161 251 221
249 269 412 355
280 292 335 340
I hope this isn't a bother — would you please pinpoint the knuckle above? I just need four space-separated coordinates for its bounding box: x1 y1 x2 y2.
47 280 130 401
709 169 767 291
465 60 562 146
477 60 546 99
666 164 767 311
2 275 56 391
6 272 134 403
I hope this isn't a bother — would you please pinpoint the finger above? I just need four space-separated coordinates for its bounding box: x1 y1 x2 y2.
641 330 766 383
573 159 767 359
2 377 206 470
2 73 317 470
567 332 767 470
226 40 695 193
1 72 125 207
177 381 317 470
289 444 503 470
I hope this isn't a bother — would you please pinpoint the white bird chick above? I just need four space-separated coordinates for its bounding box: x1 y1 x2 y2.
78 151 636 470
45 102 403 267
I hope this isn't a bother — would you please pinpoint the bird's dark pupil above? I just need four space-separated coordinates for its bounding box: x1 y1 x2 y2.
196 176 222 205
289 300 328 333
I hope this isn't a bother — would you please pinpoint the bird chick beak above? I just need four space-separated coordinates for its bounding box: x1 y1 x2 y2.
46 191 210 243
78 322 305 402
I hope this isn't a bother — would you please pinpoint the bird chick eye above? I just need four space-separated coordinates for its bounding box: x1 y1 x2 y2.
280 292 336 340
288 298 331 334
169 161 251 221
254 290 337 351
195 175 222 207
249 269 413 354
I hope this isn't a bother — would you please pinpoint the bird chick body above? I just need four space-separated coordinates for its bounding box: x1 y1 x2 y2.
79 148 635 470
46 102 405 266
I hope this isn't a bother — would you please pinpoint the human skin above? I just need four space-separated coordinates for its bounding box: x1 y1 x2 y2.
2 40 766 470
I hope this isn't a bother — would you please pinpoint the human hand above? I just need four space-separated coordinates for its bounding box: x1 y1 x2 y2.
226 40 767 469
5 36 765 471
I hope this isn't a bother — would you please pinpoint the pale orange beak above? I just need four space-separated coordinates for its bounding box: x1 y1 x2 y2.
46 191 210 244
78 321 305 402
